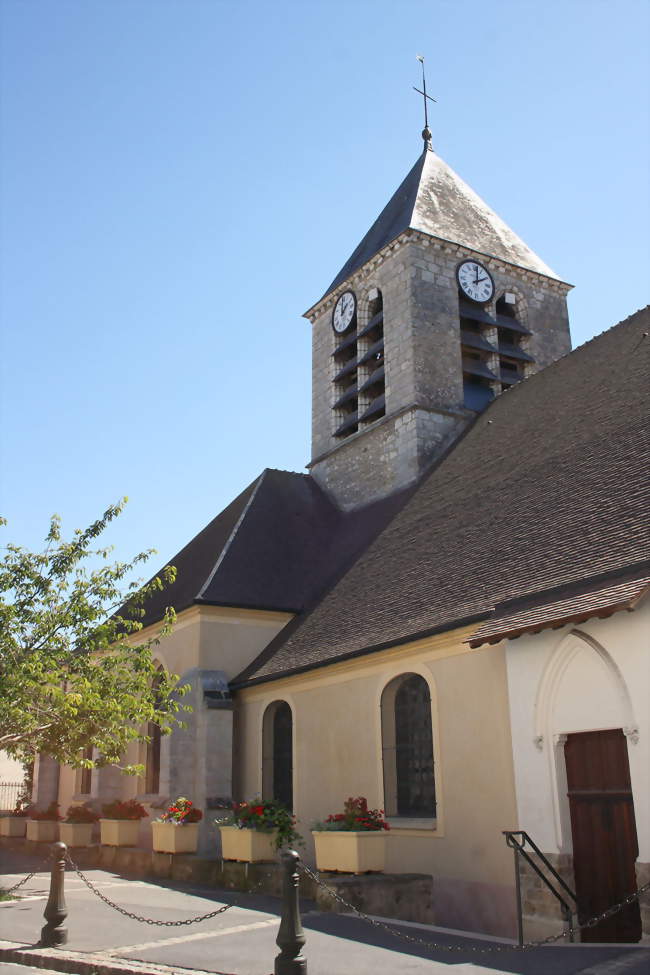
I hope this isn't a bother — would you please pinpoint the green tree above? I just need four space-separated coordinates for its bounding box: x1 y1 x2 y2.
0 500 186 773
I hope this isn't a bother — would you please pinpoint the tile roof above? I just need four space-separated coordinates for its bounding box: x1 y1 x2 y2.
234 306 650 687
465 573 650 648
323 147 564 301
130 469 410 627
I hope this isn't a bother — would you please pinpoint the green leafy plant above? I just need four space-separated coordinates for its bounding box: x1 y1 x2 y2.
312 796 390 832
64 803 99 824
217 798 302 851
29 801 62 822
155 796 203 825
0 502 190 773
101 799 148 821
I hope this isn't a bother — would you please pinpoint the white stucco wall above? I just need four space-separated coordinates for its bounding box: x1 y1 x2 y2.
505 598 649 860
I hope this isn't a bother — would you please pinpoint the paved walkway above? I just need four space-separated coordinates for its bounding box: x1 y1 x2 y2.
1 849 649 975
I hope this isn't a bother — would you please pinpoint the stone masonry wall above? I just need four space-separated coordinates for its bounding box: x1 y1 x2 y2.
636 860 650 937
519 850 576 938
308 229 571 511
520 852 650 941
310 405 466 511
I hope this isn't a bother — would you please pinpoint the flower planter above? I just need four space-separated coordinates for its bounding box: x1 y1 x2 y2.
219 825 278 863
312 830 386 873
99 818 141 847
26 820 59 843
151 821 199 854
59 822 94 848
0 816 27 838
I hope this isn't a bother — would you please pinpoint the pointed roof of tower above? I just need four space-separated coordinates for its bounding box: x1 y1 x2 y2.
323 147 563 299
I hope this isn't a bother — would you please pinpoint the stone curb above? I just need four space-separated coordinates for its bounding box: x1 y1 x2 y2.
0 941 241 975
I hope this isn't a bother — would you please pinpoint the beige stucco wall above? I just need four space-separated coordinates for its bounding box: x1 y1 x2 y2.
236 626 519 937
121 604 293 682
54 604 293 831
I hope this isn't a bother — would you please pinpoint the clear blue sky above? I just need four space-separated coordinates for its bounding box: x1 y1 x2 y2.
1 0 649 576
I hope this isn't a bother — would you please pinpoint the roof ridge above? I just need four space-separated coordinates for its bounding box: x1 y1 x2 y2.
568 304 650 352
262 466 309 478
195 470 267 601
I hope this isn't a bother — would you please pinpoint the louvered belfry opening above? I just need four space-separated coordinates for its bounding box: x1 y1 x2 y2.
332 311 359 438
495 294 534 390
460 292 534 411
333 288 386 439
357 289 386 426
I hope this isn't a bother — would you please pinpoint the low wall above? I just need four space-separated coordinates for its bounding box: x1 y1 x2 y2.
518 851 576 941
1 837 433 925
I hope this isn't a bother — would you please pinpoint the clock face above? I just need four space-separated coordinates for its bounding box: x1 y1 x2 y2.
457 261 495 304
332 291 357 334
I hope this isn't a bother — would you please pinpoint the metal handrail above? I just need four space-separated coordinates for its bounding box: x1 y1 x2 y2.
503 829 578 946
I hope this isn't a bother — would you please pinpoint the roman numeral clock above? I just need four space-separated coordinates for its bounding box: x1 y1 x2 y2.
456 260 495 304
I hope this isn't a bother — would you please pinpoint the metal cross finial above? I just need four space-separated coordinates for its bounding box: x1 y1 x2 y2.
414 54 436 147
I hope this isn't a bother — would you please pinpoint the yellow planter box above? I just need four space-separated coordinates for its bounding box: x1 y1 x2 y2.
99 818 140 847
0 816 27 837
219 825 278 862
312 830 386 873
59 822 94 848
26 820 59 843
151 821 199 854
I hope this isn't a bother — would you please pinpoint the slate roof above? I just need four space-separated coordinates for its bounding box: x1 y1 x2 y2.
131 468 410 627
322 146 564 301
233 306 650 687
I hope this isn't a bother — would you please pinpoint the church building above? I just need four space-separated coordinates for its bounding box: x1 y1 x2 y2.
38 123 650 943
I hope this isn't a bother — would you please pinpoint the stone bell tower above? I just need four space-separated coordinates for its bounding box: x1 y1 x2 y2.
306 132 572 511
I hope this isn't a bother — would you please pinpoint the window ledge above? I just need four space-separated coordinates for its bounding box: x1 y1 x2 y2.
387 817 437 831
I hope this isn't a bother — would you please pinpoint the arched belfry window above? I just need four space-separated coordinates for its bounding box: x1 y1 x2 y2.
458 282 534 410
494 293 534 390
332 286 386 439
145 665 164 794
357 288 386 426
381 674 436 818
262 701 293 810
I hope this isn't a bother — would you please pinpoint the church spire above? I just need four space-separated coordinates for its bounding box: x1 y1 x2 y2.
413 55 435 150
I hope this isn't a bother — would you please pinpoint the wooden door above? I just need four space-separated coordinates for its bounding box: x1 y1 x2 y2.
564 729 641 943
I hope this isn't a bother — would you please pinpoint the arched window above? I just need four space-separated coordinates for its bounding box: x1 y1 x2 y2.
145 666 164 795
381 674 436 818
77 745 93 796
262 701 293 810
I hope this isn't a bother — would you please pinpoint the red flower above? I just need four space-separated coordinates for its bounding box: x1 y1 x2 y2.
252 805 264 816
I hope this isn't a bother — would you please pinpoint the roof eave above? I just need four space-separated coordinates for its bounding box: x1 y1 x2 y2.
303 228 573 322
467 600 637 649
230 610 489 690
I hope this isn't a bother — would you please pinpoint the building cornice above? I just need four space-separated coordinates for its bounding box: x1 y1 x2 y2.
304 228 573 323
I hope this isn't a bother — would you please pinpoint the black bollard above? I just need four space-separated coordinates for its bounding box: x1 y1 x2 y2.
274 849 306 975
40 841 68 947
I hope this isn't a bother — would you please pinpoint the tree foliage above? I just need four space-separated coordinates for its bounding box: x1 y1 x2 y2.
0 500 187 773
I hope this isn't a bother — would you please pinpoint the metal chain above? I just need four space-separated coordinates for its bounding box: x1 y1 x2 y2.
3 854 52 895
66 853 274 927
299 863 650 954
4 870 37 895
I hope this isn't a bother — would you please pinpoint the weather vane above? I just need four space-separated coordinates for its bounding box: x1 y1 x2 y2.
414 55 436 147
